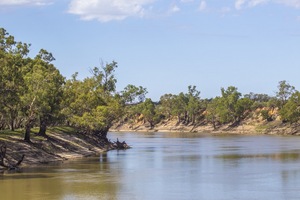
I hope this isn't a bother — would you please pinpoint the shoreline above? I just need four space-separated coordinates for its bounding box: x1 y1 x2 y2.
2 121 300 171
110 119 300 136
0 127 111 170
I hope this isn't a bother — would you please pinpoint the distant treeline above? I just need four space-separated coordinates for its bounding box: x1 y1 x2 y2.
1 27 299 142
124 81 298 130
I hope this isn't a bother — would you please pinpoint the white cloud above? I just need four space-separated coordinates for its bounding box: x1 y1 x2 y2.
277 0 300 8
169 4 180 13
67 0 300 22
68 0 155 22
0 0 52 6
180 0 194 2
248 0 269 7
235 0 300 9
235 0 247 9
199 0 207 11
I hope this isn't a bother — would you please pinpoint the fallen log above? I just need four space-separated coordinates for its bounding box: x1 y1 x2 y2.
0 144 25 170
112 138 131 150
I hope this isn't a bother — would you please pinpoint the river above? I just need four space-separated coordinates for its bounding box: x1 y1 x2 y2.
1 132 300 200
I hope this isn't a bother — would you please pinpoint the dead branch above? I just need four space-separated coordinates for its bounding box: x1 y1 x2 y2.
112 138 131 150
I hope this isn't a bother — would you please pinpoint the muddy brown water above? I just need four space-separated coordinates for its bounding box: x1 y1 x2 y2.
1 132 300 200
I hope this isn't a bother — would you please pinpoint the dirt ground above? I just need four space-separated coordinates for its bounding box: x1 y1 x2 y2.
0 127 111 169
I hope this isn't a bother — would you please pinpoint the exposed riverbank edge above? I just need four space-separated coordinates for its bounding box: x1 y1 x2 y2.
0 127 114 170
110 119 300 136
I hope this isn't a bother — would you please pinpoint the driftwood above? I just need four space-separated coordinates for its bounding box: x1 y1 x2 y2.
111 138 131 150
0 144 25 170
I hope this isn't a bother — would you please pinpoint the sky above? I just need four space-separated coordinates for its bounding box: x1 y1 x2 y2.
1 0 300 101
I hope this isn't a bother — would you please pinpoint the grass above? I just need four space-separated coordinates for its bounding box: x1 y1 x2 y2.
0 129 23 138
0 126 77 142
48 126 76 135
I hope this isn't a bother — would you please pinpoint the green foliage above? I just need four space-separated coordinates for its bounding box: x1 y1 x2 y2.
276 80 295 109
279 91 300 123
260 110 273 122
205 87 253 127
0 28 66 141
219 86 241 123
90 61 118 93
234 98 253 120
71 97 123 133
159 94 176 118
0 28 30 131
205 98 221 129
121 84 147 104
186 85 202 124
61 61 123 138
138 98 157 128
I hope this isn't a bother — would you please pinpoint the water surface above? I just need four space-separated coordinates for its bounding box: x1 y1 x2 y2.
2 132 300 200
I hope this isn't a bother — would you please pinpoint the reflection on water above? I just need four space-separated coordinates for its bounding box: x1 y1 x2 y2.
216 152 300 161
2 132 300 200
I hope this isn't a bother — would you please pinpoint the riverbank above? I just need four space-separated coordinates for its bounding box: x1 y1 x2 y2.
2 119 299 170
0 127 111 169
110 117 300 136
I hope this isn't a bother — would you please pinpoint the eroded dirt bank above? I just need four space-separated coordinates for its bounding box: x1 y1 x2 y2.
0 127 113 170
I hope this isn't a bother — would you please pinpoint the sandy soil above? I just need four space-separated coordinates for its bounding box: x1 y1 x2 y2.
110 117 300 136
0 127 110 169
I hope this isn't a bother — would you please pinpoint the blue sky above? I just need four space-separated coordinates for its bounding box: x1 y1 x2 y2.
1 0 300 101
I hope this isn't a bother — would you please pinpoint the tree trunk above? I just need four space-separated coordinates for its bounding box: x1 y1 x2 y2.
38 118 47 136
192 114 196 125
10 119 14 131
212 119 216 130
9 109 17 131
24 123 31 142
93 127 109 141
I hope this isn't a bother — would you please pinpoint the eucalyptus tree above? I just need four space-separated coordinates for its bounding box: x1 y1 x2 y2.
62 61 123 139
138 98 156 128
0 28 30 130
172 92 188 124
34 50 65 136
121 84 147 105
276 80 295 109
279 91 300 123
119 84 148 123
216 86 253 124
210 86 241 124
21 50 64 142
205 97 221 129
186 85 201 124
159 94 176 119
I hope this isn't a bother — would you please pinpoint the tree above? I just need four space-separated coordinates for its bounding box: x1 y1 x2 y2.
276 80 295 109
159 94 176 119
206 98 221 129
62 61 122 139
34 50 65 136
219 86 242 123
186 85 201 124
0 28 30 131
21 51 64 142
172 92 188 124
138 98 156 128
121 84 147 104
234 97 253 122
280 91 300 123
244 92 271 109
91 61 118 93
